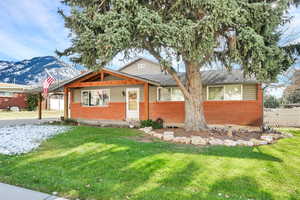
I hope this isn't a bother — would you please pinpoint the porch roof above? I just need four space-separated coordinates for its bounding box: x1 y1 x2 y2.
28 68 161 93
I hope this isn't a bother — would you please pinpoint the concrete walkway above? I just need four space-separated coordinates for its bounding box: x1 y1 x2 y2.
0 118 58 127
0 183 67 200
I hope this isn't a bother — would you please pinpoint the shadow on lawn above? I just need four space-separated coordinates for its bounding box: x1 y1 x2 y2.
195 145 282 162
0 127 285 199
132 175 275 200
205 176 274 200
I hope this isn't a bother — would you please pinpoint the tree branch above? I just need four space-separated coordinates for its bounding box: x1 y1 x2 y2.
145 45 191 99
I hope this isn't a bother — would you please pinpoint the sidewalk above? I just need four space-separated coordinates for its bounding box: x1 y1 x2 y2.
0 183 67 200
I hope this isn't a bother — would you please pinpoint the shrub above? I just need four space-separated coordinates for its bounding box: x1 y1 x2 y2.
140 119 163 129
26 94 39 111
63 118 78 125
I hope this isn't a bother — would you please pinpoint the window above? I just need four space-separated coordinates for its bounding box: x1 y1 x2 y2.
207 85 242 100
208 86 224 100
0 91 14 97
157 87 184 101
138 64 145 71
225 85 242 100
81 89 110 106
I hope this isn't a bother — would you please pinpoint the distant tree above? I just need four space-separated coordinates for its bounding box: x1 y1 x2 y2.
26 94 38 111
264 95 281 108
58 0 300 131
286 89 300 103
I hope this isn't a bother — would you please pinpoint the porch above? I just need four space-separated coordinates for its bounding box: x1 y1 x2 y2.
63 68 153 122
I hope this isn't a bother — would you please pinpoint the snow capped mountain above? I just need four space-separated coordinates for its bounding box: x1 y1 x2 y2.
0 56 85 85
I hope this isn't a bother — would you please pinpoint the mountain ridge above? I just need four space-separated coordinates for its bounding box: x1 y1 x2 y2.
0 56 84 85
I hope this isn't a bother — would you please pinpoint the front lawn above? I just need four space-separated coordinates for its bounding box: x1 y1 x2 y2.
0 127 299 200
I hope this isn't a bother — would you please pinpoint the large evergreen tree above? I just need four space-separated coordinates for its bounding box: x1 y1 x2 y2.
58 0 299 131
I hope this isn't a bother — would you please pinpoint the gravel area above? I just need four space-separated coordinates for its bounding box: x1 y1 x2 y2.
0 125 70 155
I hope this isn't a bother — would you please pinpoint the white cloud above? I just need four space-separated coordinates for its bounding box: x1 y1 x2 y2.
0 30 42 60
0 0 70 60
280 6 300 45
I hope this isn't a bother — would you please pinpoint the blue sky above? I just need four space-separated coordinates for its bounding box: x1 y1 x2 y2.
0 0 70 61
1 1 299 63
0 0 300 93
1 1 300 62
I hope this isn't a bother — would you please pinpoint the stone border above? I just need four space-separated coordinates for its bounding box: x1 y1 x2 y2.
138 127 293 147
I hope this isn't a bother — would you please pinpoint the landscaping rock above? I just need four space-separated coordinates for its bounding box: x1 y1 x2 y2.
129 124 135 128
163 134 174 141
139 127 153 134
184 137 191 144
148 131 156 136
153 133 163 139
261 135 274 143
269 133 283 139
163 131 174 136
173 137 189 144
191 136 208 145
224 139 237 146
236 140 254 146
281 132 293 138
227 126 233 137
0 125 70 155
162 131 174 141
208 138 224 145
250 139 268 146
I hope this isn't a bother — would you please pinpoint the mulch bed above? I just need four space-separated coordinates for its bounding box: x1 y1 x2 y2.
156 128 263 141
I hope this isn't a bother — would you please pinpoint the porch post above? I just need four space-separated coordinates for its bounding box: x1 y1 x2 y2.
100 71 104 81
38 92 42 120
144 83 149 120
257 84 263 127
64 87 69 120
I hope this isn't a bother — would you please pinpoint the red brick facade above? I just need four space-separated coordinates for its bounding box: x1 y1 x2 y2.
71 102 126 120
150 84 263 126
70 84 263 126
0 93 27 110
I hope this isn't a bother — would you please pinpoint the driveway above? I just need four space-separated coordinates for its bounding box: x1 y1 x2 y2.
0 118 57 127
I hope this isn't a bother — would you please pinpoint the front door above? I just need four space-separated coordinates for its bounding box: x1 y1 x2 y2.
126 88 139 120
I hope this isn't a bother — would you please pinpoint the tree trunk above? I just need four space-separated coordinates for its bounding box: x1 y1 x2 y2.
184 61 208 131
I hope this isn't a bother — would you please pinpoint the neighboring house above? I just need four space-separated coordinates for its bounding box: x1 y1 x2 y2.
41 92 64 111
47 93 64 111
50 58 263 127
0 83 30 110
283 69 300 102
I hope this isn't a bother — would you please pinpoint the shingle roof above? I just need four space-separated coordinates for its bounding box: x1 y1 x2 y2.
28 69 258 93
139 70 258 86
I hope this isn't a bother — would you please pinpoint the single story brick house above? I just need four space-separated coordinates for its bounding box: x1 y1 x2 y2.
49 58 263 127
0 83 29 110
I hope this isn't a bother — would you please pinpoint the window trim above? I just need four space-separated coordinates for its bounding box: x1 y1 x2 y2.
81 89 110 107
207 84 243 101
157 87 184 102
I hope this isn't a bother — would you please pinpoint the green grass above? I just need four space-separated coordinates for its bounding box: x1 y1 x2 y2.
0 127 299 200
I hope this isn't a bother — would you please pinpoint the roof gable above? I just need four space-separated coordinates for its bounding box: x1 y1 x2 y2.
118 58 162 75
